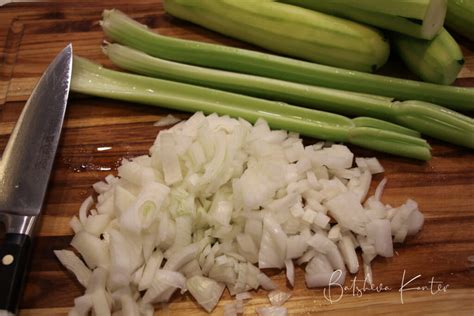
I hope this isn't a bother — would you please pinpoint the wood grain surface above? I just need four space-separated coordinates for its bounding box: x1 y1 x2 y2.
0 1 473 315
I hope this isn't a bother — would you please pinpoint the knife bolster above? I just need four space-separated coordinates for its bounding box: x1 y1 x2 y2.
0 214 37 236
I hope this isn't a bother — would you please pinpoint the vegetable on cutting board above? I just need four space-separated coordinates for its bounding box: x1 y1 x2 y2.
71 55 432 161
279 0 446 40
162 0 390 73
104 43 474 149
325 0 447 35
445 0 474 41
100 9 474 111
56 111 426 315
331 0 447 20
392 28 464 85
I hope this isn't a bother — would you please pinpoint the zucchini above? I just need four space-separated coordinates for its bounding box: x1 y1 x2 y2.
163 0 390 72
392 28 464 85
329 0 447 21
279 0 444 40
100 9 474 111
445 0 474 41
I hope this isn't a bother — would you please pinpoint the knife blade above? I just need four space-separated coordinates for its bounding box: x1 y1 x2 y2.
0 44 72 316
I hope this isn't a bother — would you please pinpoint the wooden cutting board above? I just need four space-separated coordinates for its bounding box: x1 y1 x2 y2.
0 1 473 315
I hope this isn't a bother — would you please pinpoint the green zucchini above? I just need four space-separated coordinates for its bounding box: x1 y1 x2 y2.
329 0 447 20
279 0 444 39
445 0 474 41
162 0 390 72
392 28 464 85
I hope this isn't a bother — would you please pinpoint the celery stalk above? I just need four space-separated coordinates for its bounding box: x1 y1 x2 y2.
71 56 431 160
100 9 474 111
104 43 474 149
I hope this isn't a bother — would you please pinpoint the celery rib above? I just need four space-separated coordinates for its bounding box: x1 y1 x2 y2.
100 9 474 111
71 56 431 161
104 43 474 149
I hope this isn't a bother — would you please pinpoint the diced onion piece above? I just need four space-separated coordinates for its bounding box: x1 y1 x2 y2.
79 196 94 225
286 234 308 260
154 114 181 127
164 242 199 271
305 269 346 288
236 292 253 300
70 216 83 234
374 178 388 202
224 302 238 316
186 276 225 313
257 273 278 291
285 259 294 287
159 132 183 185
120 294 140 316
142 270 186 304
114 184 137 215
256 306 288 316
70 294 93 316
363 261 373 285
312 145 354 170
54 250 91 287
84 214 111 237
296 249 317 265
407 209 424 236
180 259 203 278
306 233 336 254
93 181 110 194
327 225 342 242
338 235 359 274
237 233 259 264
268 290 291 306
235 299 244 313
258 215 287 269
91 289 111 316
366 219 394 257
352 170 372 202
70 231 109 269
306 254 333 275
326 191 369 235
139 250 164 291
365 157 385 174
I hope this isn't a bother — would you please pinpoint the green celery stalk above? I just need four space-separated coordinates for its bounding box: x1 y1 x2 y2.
100 9 474 111
104 43 474 149
71 56 431 161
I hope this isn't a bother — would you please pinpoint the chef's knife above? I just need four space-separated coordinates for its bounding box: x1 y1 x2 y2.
0 44 72 316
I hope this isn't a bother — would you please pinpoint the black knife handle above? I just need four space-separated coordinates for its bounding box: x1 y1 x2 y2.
0 233 32 315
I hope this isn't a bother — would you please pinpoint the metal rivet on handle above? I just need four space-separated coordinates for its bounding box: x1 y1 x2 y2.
2 254 14 266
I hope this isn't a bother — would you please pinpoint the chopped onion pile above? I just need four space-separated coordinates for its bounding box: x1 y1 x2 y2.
56 112 424 315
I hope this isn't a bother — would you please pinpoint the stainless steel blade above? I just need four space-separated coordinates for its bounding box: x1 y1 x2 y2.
0 44 72 220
